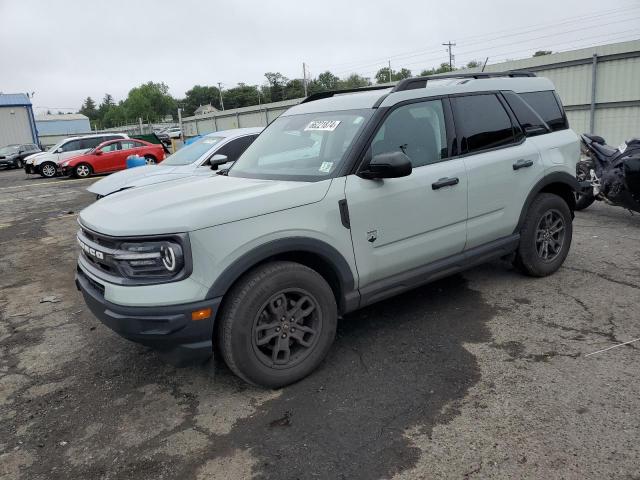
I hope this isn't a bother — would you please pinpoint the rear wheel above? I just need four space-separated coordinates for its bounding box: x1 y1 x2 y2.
514 193 573 277
40 162 57 178
574 160 596 211
219 261 337 388
144 155 156 165
74 163 92 178
15 159 23 169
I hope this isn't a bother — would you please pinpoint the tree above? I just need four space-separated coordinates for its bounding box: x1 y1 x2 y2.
420 62 456 76
123 82 176 123
79 97 98 121
374 67 412 84
465 60 482 69
316 71 340 91
338 74 370 89
264 72 289 101
284 79 306 100
222 83 261 109
183 85 221 115
533 50 552 57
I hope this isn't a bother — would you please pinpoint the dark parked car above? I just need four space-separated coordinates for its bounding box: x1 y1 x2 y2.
0 143 41 169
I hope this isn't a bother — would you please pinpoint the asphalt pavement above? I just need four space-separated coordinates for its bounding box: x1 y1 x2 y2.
1 167 639 479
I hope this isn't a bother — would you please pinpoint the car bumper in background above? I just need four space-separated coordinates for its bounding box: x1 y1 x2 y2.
75 265 220 365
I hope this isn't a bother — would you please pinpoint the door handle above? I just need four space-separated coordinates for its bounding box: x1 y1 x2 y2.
513 159 534 170
431 177 459 190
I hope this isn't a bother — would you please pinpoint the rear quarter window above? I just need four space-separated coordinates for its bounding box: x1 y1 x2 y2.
518 90 568 132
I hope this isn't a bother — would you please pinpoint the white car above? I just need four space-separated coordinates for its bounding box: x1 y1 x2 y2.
87 128 263 198
25 133 128 178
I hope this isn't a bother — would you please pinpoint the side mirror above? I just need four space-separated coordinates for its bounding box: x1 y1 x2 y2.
55 147 63 153
210 154 229 170
358 152 412 180
95 149 103 156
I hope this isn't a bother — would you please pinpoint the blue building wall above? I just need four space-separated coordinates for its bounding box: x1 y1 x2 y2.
36 118 91 135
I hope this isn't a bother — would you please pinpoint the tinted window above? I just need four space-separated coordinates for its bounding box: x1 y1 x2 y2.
519 91 568 132
80 137 102 149
216 135 259 163
60 139 82 152
452 94 515 154
132 141 146 148
372 99 448 168
502 91 550 137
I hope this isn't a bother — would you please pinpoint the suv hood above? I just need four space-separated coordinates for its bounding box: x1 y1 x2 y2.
87 165 191 196
25 151 48 163
79 175 332 236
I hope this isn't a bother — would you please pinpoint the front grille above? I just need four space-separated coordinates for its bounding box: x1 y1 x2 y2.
77 227 124 280
77 266 105 296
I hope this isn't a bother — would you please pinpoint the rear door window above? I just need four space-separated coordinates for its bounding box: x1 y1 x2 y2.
451 94 516 154
61 139 82 152
518 91 568 132
80 137 102 149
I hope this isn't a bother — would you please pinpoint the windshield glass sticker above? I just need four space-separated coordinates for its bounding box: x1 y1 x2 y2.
319 161 333 173
619 142 627 153
305 120 341 132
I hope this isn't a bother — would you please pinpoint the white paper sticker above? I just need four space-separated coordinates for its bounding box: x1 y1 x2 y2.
319 161 333 173
618 142 627 154
305 120 341 132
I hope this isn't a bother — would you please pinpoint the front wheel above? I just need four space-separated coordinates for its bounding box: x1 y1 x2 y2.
74 163 93 178
15 159 23 169
40 162 57 178
218 261 337 388
514 193 573 277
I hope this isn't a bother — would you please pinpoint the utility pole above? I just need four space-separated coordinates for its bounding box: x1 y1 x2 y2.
388 59 392 82
217 82 225 111
443 41 456 70
177 107 183 142
302 62 308 97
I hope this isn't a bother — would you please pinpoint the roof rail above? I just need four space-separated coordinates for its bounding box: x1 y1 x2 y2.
300 85 392 104
391 71 536 92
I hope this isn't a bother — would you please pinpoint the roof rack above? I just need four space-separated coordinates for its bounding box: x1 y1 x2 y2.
391 71 536 92
300 85 392 104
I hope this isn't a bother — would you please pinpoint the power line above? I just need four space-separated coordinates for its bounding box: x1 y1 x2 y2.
322 5 639 74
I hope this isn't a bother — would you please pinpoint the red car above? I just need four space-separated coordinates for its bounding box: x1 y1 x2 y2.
60 139 165 178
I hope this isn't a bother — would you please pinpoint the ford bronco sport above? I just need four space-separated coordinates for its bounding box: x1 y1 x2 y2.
75 72 579 387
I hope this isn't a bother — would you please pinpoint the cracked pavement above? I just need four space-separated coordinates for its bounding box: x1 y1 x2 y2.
0 168 639 479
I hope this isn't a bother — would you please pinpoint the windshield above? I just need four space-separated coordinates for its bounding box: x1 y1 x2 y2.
161 136 224 166
0 145 19 155
228 109 372 181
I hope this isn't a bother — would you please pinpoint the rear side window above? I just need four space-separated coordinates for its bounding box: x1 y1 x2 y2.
502 91 550 137
80 137 102 149
519 91 568 132
216 135 259 163
451 94 516 154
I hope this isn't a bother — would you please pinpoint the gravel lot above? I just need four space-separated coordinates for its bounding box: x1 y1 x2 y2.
1 167 639 480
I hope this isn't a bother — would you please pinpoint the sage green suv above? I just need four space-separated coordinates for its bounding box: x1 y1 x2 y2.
76 72 579 387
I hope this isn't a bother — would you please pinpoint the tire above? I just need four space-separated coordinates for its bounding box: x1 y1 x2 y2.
40 162 57 178
574 192 596 211
15 159 23 169
218 261 337 388
144 155 156 165
574 160 595 211
514 193 573 277
74 163 93 178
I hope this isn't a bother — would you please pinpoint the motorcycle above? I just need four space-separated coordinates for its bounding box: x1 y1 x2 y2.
575 134 640 213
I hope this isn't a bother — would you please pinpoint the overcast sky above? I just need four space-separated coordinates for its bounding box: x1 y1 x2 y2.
1 0 638 114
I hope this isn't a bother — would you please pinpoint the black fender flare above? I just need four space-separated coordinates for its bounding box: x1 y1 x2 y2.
514 172 579 233
206 237 359 312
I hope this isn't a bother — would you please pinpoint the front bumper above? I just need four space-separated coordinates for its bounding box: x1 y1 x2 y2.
25 164 37 174
75 265 220 365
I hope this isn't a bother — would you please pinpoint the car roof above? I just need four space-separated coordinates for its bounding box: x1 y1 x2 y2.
284 75 556 115
203 127 264 139
62 133 127 142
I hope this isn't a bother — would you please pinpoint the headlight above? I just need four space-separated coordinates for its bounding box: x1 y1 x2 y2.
62 161 70 167
114 240 185 279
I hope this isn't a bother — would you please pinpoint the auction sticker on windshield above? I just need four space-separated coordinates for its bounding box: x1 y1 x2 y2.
305 120 341 131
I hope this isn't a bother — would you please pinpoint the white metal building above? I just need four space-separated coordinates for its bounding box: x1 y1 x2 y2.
0 93 38 147
35 113 91 136
468 39 640 145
